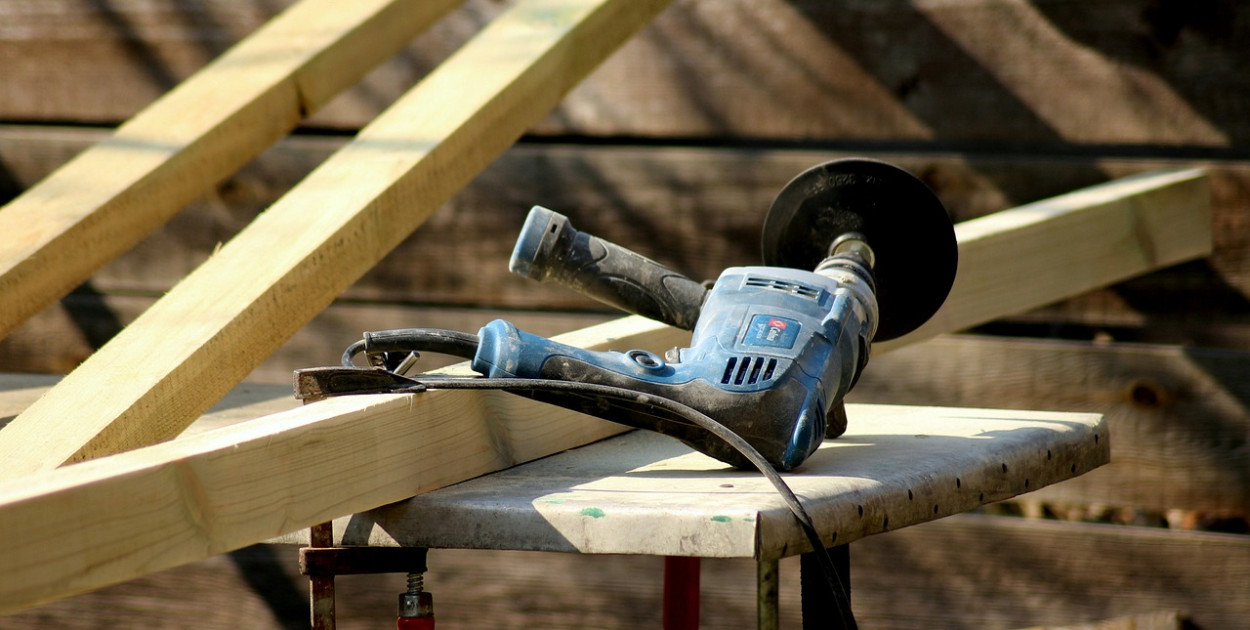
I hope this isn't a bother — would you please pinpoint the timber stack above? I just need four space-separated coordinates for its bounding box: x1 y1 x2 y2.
0 1 1246 628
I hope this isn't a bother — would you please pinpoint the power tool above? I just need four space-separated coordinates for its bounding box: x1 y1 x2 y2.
306 158 958 472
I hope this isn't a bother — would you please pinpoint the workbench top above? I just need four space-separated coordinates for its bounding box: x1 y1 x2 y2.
277 402 1106 560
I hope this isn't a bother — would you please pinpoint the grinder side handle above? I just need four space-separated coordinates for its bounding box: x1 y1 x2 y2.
510 206 708 330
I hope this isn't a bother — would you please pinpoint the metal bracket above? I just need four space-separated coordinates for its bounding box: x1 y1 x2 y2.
301 522 431 630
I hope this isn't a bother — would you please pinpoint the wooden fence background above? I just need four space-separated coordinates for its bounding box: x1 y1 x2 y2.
0 0 1247 628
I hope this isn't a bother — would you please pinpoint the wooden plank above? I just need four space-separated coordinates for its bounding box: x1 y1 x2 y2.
12 315 1249 518
851 335 1250 516
879 169 1211 351
850 515 1250 630
0 316 689 614
0 0 464 341
2 1 1247 146
0 0 674 479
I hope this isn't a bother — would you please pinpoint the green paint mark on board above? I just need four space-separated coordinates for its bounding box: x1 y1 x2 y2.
710 515 732 523
581 507 606 519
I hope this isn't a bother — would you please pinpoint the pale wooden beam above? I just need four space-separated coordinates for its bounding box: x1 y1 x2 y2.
0 0 674 479
0 317 690 615
0 0 464 341
877 168 1210 352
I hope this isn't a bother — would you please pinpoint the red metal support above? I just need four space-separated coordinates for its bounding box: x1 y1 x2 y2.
662 556 700 629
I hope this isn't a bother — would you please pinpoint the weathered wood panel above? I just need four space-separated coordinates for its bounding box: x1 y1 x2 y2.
0 293 613 378
2 516 1244 629
1 128 1246 350
851 335 1250 516
2 0 1246 147
850 515 1250 630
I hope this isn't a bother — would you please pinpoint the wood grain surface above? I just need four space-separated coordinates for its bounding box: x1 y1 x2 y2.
0 317 687 614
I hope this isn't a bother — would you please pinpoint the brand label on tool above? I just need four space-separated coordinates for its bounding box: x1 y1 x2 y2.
744 315 800 349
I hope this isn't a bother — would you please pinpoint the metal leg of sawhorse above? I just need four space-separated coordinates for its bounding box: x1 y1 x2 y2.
759 547 855 630
801 545 855 630
758 558 781 630
663 556 701 629
661 549 852 630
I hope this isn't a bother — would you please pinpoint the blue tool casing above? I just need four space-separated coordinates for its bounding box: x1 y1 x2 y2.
473 262 877 471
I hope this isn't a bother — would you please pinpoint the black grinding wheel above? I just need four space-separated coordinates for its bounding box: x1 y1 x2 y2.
761 158 958 342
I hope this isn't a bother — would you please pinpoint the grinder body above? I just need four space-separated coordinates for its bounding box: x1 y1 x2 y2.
473 258 877 471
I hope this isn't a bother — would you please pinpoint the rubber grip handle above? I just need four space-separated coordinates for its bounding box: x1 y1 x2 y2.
510 206 707 330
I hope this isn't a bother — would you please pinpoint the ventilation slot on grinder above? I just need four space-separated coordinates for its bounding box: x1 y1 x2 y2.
744 276 822 300
721 356 778 386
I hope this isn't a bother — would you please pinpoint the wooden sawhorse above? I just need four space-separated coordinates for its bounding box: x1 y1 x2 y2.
286 403 1107 628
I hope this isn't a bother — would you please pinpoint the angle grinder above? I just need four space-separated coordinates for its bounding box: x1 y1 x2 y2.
318 158 958 471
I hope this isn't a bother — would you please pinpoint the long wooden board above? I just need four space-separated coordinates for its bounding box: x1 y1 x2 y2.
3 1 1246 146
0 0 674 479
0 0 464 341
879 168 1210 351
11 327 1249 519
0 317 687 614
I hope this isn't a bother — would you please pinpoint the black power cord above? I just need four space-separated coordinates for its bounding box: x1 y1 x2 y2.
343 329 856 629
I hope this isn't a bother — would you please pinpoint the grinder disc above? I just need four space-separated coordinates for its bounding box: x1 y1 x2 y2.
761 158 958 342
